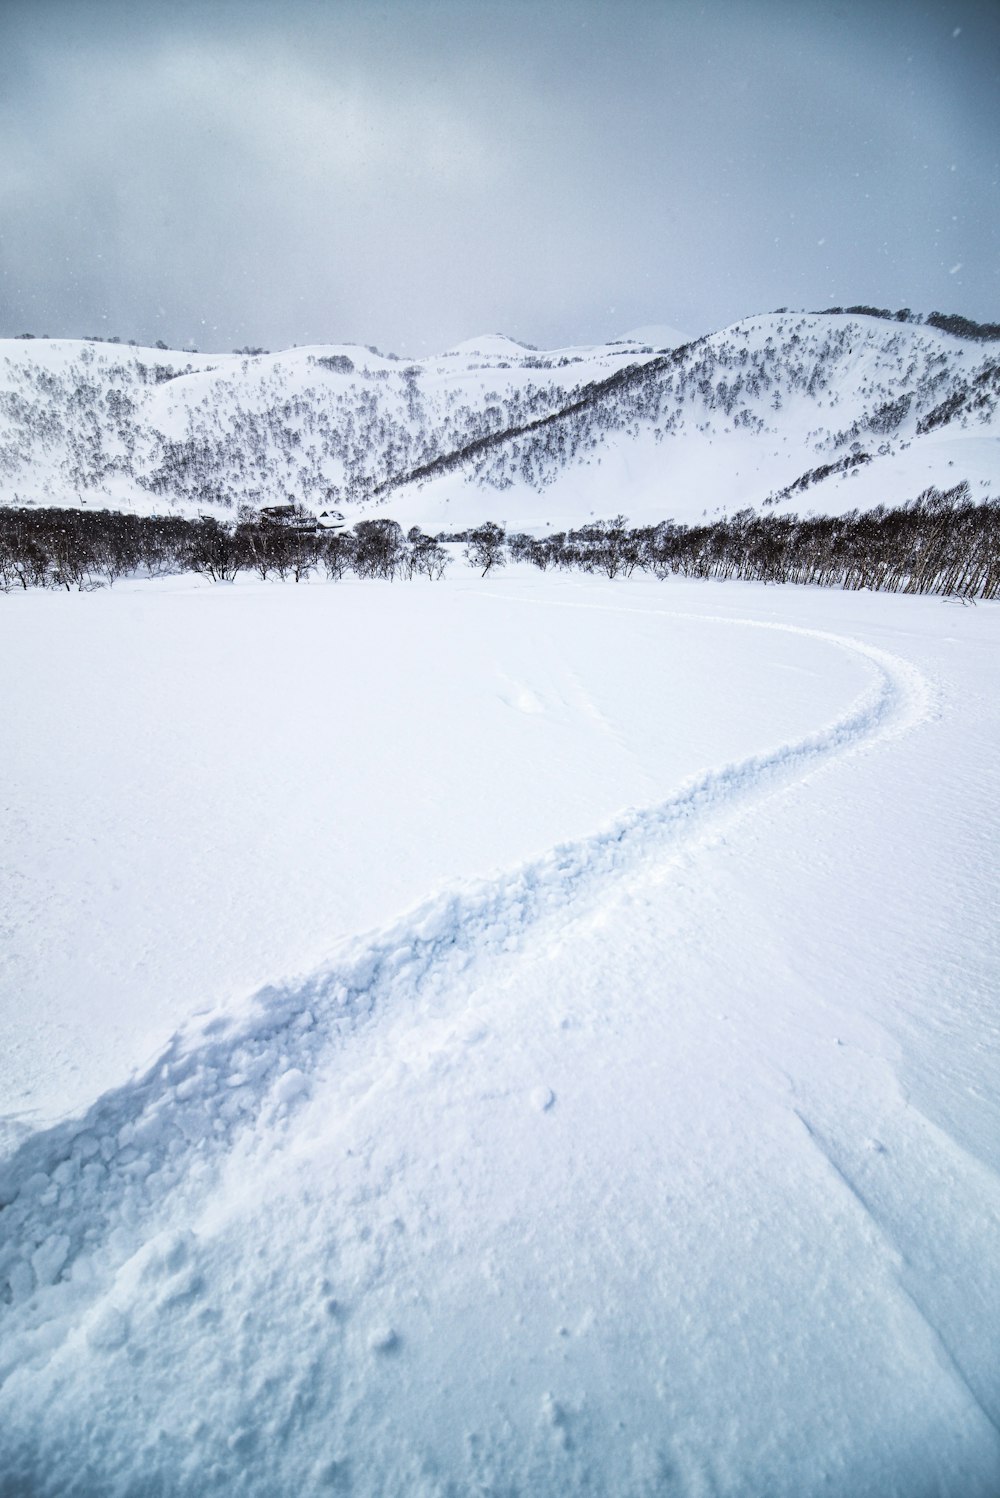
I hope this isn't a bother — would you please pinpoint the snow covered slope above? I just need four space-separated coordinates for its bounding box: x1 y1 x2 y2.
620 322 690 348
0 332 656 520
392 311 1000 531
1 570 999 1494
1 310 996 530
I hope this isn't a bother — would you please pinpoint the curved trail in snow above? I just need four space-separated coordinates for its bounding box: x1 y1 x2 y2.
0 611 931 1373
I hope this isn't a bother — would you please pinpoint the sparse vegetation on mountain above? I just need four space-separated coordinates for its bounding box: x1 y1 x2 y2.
2 310 996 523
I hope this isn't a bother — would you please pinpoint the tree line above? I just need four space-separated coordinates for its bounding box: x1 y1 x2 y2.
1 488 996 600
806 308 1000 341
468 486 999 599
0 508 450 591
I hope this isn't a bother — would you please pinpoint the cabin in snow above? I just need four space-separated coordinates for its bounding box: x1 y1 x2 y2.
317 510 347 531
259 503 326 532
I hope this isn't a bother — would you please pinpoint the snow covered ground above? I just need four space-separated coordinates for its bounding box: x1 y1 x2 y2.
1 568 998 1494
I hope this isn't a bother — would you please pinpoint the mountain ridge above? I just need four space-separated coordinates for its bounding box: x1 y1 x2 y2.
1 309 996 531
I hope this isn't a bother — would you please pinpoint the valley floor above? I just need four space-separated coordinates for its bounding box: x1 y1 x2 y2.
0 570 998 1495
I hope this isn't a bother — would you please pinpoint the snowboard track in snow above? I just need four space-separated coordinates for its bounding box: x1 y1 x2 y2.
0 611 931 1379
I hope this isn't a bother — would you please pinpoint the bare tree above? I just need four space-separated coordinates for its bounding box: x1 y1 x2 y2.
412 538 451 580
322 533 356 580
465 522 507 576
186 519 244 583
353 519 404 579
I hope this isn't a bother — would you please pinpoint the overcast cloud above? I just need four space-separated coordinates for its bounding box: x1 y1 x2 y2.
0 0 996 352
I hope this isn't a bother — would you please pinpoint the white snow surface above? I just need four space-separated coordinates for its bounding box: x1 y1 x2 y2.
1 569 998 1495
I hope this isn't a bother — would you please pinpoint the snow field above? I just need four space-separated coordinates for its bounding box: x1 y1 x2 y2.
0 572 871 1126
0 601 908 1301
0 571 998 1494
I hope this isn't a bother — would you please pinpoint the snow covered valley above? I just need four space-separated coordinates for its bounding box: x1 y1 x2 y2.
1 570 998 1495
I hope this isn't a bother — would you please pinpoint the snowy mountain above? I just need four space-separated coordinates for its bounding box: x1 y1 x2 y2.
620 321 691 349
1 310 996 531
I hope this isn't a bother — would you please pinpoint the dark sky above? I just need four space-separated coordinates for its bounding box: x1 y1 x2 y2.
0 0 997 353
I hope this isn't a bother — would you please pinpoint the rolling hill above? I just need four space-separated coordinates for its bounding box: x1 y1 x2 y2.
1 309 996 531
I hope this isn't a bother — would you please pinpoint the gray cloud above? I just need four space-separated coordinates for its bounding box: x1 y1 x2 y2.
0 0 996 351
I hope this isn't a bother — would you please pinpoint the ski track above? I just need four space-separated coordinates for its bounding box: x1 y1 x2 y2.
0 611 931 1382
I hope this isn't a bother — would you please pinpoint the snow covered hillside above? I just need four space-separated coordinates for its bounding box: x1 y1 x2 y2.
2 309 997 531
1 569 998 1494
0 331 662 523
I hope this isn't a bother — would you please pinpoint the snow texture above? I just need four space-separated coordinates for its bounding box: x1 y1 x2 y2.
0 572 998 1496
